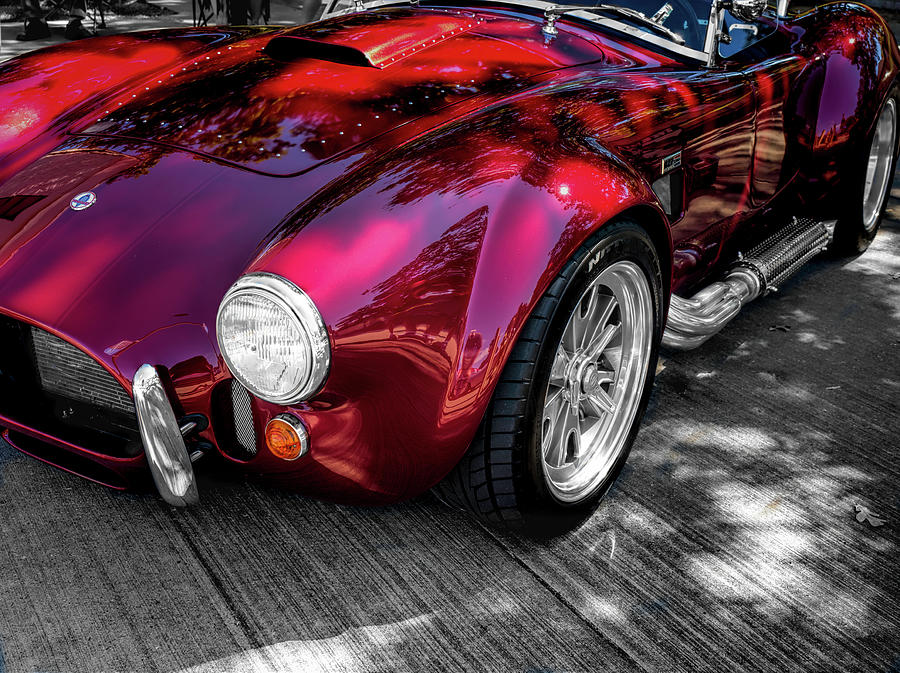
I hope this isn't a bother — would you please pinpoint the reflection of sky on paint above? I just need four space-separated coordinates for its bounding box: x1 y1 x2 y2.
0 35 212 159
816 54 864 136
74 9 604 176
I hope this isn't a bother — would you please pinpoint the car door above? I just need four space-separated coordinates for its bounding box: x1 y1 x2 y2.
711 11 807 254
568 9 759 293
668 67 757 292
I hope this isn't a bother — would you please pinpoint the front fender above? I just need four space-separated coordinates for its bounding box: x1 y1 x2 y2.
251 94 668 502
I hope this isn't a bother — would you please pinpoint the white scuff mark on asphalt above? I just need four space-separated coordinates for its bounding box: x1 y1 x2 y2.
589 529 616 560
854 504 887 528
696 371 715 379
175 614 435 673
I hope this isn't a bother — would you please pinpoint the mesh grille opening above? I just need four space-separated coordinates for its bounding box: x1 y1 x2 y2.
0 316 140 458
231 380 258 457
31 328 135 416
211 380 258 461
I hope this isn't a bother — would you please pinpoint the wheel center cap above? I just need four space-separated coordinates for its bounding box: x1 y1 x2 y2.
581 365 601 395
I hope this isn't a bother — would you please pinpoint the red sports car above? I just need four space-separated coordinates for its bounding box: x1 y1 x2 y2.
0 0 896 534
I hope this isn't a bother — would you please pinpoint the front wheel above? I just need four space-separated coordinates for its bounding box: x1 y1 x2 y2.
436 220 663 536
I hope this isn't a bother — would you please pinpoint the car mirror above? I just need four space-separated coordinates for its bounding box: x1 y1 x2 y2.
729 0 766 21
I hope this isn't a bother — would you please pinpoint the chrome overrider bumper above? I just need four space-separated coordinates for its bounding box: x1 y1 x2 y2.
132 364 198 506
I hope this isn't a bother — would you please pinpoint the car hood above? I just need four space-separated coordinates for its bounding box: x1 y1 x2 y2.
0 141 323 382
73 8 611 176
0 7 644 379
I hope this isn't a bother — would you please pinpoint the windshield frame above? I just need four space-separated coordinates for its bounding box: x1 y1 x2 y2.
319 0 718 63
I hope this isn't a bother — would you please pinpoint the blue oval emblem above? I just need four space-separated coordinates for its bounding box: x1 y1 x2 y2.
70 191 97 211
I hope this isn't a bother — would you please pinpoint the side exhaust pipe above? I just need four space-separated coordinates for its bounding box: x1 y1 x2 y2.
663 217 836 350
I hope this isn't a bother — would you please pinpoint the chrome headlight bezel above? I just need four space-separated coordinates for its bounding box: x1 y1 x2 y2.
216 272 330 405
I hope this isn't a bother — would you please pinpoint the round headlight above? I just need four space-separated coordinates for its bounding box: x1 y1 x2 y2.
216 273 330 404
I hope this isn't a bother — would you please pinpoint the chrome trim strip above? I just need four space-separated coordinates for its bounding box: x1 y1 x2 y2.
133 364 198 507
179 420 198 437
702 0 719 57
321 0 711 62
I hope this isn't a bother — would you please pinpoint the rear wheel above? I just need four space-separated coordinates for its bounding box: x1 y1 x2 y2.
831 96 898 255
437 221 663 536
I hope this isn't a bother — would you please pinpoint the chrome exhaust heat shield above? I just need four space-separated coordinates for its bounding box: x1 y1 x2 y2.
663 217 836 350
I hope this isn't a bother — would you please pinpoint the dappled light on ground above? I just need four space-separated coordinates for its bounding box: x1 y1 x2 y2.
495 200 900 671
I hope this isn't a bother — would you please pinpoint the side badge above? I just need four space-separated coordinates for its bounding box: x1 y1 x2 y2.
70 191 97 211
661 151 682 175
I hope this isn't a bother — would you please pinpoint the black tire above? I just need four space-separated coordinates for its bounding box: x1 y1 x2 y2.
830 94 899 256
436 220 664 537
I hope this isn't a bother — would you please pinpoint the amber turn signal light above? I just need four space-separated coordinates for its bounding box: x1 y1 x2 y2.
265 414 309 461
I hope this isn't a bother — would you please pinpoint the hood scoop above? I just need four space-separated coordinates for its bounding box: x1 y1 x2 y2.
264 36 377 67
268 11 481 68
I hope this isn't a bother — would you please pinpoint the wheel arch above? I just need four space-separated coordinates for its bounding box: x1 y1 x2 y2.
614 204 673 309
445 180 671 470
425 112 674 487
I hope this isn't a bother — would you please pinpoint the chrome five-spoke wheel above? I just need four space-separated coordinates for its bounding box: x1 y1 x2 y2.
540 260 653 503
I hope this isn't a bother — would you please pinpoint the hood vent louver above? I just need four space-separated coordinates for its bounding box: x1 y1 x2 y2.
263 36 376 68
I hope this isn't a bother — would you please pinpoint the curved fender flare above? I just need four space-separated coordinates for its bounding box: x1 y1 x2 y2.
442 138 671 451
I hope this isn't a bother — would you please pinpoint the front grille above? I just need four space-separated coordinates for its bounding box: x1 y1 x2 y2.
231 380 257 457
0 316 141 457
211 379 258 461
31 328 135 416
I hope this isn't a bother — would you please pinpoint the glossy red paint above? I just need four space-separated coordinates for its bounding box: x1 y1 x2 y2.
74 10 610 176
0 2 897 502
0 29 251 185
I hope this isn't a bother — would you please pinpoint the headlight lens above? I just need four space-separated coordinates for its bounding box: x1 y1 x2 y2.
216 273 330 404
